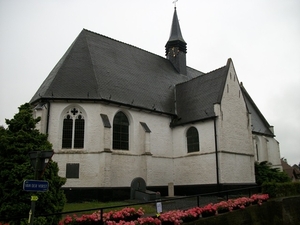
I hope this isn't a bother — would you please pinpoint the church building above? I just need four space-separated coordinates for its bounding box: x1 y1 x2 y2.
30 8 282 201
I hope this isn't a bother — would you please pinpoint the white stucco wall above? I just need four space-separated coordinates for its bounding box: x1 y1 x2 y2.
172 120 217 185
146 157 174 186
174 154 217 185
216 65 253 155
33 104 48 134
40 101 222 188
267 137 282 169
52 153 106 187
35 85 256 188
255 135 269 161
253 134 282 170
44 102 177 187
218 153 254 183
214 62 255 183
36 59 286 188
172 120 216 157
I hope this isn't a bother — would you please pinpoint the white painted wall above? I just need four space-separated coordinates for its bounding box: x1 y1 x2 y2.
42 102 177 187
33 104 48 134
172 120 217 185
214 62 255 183
216 64 253 155
33 65 281 188
267 137 282 169
218 153 255 183
172 120 216 157
146 157 174 186
174 154 217 185
253 134 282 170
40 101 221 187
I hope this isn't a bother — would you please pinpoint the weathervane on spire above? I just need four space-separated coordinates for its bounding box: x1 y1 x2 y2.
173 0 178 8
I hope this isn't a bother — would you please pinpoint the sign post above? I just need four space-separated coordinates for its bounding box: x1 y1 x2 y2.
23 180 49 192
26 150 53 225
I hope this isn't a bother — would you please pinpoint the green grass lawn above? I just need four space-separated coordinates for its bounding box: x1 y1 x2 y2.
63 201 156 216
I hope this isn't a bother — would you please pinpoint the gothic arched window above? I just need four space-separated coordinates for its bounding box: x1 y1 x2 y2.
113 111 129 150
186 127 199 153
62 107 85 149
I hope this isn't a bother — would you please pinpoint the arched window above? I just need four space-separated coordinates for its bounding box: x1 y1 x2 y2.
62 107 85 149
255 136 260 161
113 111 129 150
186 127 199 153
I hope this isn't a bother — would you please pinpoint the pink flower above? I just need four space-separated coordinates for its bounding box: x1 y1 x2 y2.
138 217 162 225
59 194 269 224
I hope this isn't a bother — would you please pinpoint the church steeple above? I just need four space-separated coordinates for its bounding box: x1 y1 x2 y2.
165 7 187 75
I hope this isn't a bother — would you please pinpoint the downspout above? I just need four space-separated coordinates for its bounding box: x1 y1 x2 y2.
214 117 220 192
46 101 50 135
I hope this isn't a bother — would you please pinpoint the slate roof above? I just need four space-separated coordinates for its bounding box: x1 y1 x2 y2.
30 28 274 131
172 62 230 126
30 29 202 115
241 85 275 137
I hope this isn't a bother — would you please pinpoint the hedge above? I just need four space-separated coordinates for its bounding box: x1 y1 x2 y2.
262 182 300 198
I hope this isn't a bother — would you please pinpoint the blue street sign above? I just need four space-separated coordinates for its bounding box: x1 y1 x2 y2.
23 180 49 192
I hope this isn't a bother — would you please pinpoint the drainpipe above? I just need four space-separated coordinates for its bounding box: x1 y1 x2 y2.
46 101 50 135
214 117 220 192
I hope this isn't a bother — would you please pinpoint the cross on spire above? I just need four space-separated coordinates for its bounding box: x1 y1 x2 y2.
173 0 178 8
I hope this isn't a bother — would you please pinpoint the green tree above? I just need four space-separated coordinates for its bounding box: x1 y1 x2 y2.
255 161 291 185
0 103 66 225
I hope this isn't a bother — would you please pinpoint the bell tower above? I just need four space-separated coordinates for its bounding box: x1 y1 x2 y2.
165 7 187 75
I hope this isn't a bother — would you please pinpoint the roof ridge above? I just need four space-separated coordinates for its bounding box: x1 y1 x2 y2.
177 64 227 86
186 66 204 74
205 64 227 75
82 28 167 61
82 29 205 78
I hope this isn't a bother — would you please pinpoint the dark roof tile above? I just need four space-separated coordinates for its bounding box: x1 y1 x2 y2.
30 29 202 114
31 28 273 132
241 84 274 136
172 65 229 126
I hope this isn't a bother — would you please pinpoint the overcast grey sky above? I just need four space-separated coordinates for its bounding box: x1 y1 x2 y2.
0 0 299 165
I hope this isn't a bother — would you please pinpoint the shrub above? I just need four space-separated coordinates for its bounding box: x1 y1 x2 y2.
262 182 300 198
0 103 66 225
255 161 291 185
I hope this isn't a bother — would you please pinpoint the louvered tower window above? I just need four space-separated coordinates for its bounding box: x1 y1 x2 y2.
113 111 129 150
62 108 85 149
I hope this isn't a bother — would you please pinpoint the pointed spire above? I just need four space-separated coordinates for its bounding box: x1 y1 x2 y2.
168 7 186 43
165 7 187 75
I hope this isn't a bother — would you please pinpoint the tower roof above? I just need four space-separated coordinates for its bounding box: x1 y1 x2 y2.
167 7 186 43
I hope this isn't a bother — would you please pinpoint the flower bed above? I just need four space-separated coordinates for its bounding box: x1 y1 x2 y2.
58 194 269 225
104 207 145 223
58 207 144 225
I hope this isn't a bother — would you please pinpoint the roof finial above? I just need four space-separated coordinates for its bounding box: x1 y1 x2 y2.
173 0 178 8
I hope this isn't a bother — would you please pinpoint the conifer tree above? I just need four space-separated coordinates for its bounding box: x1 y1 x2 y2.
0 103 66 225
255 161 291 185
